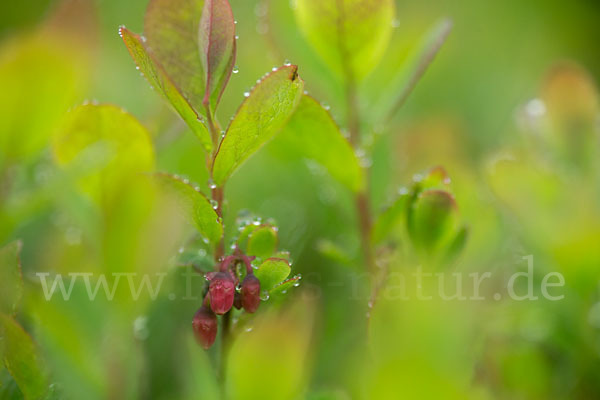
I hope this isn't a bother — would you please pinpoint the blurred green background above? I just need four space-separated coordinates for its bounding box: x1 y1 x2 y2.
1 0 600 399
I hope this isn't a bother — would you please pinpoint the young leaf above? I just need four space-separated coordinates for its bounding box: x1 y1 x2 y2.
269 275 301 300
246 225 278 260
254 258 291 292
212 65 304 185
371 192 410 244
374 18 453 124
153 173 222 244
278 95 364 192
295 0 395 81
199 0 236 113
120 27 213 152
0 314 48 399
0 241 23 316
407 189 460 255
53 104 155 207
144 0 206 112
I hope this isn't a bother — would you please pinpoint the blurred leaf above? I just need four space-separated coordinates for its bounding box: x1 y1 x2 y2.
315 239 353 265
371 18 452 123
278 95 364 192
120 27 213 152
0 241 23 317
198 0 236 113
246 225 278 260
226 299 313 399
0 33 87 165
212 65 304 185
0 367 24 399
254 258 291 292
153 173 222 244
53 104 155 209
0 314 48 400
295 0 395 81
144 0 206 112
371 192 409 244
407 189 460 256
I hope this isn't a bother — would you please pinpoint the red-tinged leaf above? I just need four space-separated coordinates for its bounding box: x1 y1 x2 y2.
199 0 236 112
212 65 304 186
144 0 206 112
120 27 213 152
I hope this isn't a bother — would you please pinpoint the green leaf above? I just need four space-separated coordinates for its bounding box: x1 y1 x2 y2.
0 314 48 400
120 27 213 152
0 241 23 317
199 0 236 113
269 275 301 298
0 33 87 165
212 65 304 186
144 0 206 112
278 95 364 192
295 0 395 81
254 258 291 292
407 189 460 255
246 225 278 260
53 104 155 208
372 18 453 123
371 192 410 244
153 173 222 244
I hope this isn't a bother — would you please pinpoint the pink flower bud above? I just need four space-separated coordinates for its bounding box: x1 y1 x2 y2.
241 274 261 313
192 306 217 349
208 271 235 314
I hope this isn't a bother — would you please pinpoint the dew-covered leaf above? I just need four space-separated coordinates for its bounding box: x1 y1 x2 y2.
212 65 304 185
254 258 291 292
0 241 23 317
269 275 301 298
278 95 364 192
0 314 48 400
153 173 222 244
295 0 395 81
120 27 213 152
199 0 236 113
144 0 206 112
246 225 278 260
53 104 155 208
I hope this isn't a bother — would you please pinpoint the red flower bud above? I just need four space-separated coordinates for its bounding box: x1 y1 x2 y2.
192 306 217 349
241 274 261 313
208 271 235 314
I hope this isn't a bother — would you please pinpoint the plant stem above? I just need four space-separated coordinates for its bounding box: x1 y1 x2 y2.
204 106 230 389
344 74 375 276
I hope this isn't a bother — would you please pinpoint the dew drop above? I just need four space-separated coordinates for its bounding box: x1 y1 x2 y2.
260 291 270 301
284 59 291 66
243 91 250 97
232 66 239 74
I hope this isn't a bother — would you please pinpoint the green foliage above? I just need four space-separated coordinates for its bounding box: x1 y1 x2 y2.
295 0 395 81
246 225 278 260
0 241 23 316
254 258 291 293
143 0 207 113
0 314 48 400
279 95 364 192
153 173 222 244
212 65 304 185
53 104 155 208
120 27 212 151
